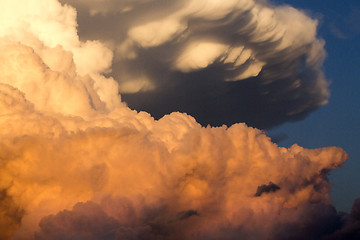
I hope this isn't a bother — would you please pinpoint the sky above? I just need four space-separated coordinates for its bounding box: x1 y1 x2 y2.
0 0 360 239
268 0 360 213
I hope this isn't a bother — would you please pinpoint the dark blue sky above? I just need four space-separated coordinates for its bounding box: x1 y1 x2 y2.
269 0 360 212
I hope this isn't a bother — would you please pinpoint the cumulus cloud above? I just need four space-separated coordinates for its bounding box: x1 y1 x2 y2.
61 0 328 128
0 0 355 239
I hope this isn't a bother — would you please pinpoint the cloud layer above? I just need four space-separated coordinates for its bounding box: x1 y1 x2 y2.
61 0 329 128
0 0 357 239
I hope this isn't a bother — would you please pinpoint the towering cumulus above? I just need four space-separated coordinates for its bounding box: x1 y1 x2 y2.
0 0 357 239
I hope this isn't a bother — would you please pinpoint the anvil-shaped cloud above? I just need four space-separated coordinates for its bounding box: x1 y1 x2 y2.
62 0 329 128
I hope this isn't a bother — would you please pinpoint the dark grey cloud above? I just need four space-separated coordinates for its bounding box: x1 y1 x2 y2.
35 202 120 240
61 0 328 129
324 198 360 240
35 201 154 240
0 188 25 240
254 182 280 196
176 209 199 220
35 199 360 240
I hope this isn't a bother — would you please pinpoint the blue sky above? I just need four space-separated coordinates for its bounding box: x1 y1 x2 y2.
269 0 360 212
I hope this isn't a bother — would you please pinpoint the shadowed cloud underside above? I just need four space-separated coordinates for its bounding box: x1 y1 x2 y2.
65 0 329 128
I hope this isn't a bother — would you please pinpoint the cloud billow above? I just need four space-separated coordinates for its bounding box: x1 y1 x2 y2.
0 0 356 239
64 0 328 128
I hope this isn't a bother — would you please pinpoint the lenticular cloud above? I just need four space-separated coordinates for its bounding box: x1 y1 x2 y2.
0 0 356 240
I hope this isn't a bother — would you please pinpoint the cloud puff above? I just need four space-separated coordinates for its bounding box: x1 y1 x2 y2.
0 78 349 239
0 0 354 239
61 0 328 128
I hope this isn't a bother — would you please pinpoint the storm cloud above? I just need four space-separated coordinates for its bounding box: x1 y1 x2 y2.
0 0 356 239
61 0 329 128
